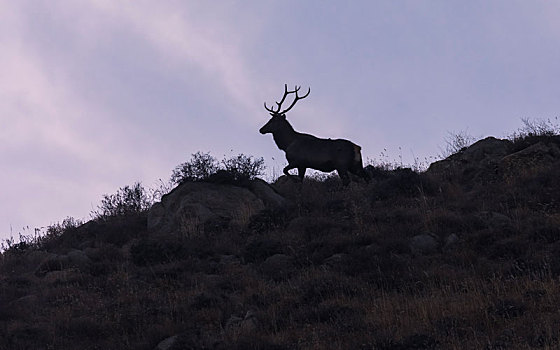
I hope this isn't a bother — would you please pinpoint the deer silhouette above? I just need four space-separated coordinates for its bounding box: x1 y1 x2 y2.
260 85 369 185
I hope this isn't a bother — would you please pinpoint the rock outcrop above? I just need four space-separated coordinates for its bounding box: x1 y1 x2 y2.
148 179 287 236
427 136 560 187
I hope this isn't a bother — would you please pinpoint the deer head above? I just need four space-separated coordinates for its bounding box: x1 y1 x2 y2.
259 84 310 134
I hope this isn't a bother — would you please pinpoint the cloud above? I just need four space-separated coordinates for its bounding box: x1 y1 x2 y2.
0 1 276 234
0 3 150 232
83 1 270 123
2 1 560 237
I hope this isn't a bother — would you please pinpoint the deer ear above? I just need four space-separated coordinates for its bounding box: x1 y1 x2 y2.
280 114 286 119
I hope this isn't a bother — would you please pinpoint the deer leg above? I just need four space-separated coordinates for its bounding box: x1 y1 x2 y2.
283 164 300 181
338 169 351 186
360 168 370 183
283 164 294 176
350 166 370 183
297 167 306 182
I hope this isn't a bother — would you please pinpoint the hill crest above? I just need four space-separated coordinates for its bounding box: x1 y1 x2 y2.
2 134 560 349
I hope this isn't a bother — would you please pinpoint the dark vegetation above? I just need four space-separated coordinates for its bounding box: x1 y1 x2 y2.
171 152 265 185
2 121 560 349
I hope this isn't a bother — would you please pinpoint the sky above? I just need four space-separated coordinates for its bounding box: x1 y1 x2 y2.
1 1 559 240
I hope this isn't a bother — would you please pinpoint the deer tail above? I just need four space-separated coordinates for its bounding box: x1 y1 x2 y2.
353 144 363 164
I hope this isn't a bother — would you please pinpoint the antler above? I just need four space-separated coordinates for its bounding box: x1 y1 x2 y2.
264 84 310 115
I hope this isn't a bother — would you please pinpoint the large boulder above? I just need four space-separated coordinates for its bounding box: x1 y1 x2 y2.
249 178 288 209
409 234 439 255
35 249 91 276
428 136 560 188
427 137 512 187
148 180 287 236
260 254 295 280
428 137 511 175
501 141 560 173
454 137 511 164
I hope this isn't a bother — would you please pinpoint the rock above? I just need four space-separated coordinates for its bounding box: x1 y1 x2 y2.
458 137 511 163
147 181 266 236
35 250 92 276
443 234 459 250
240 310 258 332
155 335 179 350
363 243 381 254
429 137 511 171
477 211 512 228
428 137 512 185
9 294 39 310
287 216 351 237
25 250 57 268
242 238 284 263
219 254 240 265
409 234 439 255
78 240 94 250
260 254 295 280
506 141 560 161
322 253 347 268
501 141 560 172
35 254 71 276
226 310 258 334
154 331 219 350
325 199 347 215
83 247 99 259
43 268 83 284
225 315 243 329
249 178 288 209
203 274 222 287
270 175 300 197
146 202 165 231
67 249 92 268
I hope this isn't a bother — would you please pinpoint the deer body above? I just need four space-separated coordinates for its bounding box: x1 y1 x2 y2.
260 85 368 185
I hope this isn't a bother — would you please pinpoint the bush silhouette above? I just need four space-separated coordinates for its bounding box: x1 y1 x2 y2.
91 182 151 220
171 152 265 185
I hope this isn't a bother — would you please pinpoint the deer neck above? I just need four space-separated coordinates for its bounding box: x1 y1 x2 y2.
272 121 297 151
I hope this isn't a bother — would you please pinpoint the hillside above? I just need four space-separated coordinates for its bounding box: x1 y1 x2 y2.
2 135 560 349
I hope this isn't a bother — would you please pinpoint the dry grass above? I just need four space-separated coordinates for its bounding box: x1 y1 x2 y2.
2 137 560 349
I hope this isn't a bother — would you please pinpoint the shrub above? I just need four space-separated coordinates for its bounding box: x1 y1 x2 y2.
438 129 475 159
1 236 32 255
171 152 220 184
42 217 82 241
148 178 174 203
37 217 83 250
512 117 560 139
171 152 265 185
508 117 560 152
92 182 151 220
221 154 265 181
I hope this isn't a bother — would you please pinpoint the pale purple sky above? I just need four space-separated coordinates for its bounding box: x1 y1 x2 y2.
1 1 559 239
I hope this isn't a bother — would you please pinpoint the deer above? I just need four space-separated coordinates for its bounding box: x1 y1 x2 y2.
259 84 369 185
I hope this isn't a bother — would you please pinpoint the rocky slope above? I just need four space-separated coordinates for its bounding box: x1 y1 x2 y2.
2 135 560 349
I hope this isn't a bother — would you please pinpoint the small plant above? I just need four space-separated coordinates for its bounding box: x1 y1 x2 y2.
92 182 151 220
44 217 82 238
0 217 83 254
1 234 32 254
148 178 174 202
509 117 560 140
438 130 475 159
507 117 560 152
38 217 83 249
